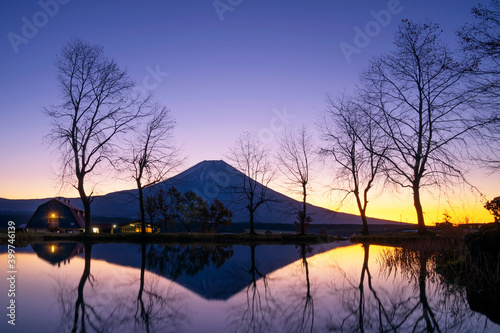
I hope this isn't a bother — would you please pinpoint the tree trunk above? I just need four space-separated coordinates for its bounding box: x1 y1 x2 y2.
360 211 369 236
354 190 369 235
249 208 255 235
77 178 92 235
137 179 146 235
413 184 426 234
301 183 307 235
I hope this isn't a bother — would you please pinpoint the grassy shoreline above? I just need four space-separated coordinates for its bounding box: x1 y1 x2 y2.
349 231 440 247
0 231 346 246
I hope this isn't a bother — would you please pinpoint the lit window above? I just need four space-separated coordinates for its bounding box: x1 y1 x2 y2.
92 227 99 233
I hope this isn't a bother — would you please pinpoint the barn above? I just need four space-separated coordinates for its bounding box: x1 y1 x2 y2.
26 197 86 233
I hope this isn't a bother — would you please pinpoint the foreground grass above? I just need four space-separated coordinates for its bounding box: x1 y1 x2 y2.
350 229 469 255
350 231 439 246
0 231 345 246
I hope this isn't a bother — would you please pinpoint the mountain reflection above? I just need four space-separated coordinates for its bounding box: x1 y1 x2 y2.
146 244 234 281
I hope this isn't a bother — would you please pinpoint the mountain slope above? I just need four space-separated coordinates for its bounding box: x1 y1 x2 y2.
0 160 399 225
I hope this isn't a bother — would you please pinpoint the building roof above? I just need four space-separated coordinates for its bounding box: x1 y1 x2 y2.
52 197 86 228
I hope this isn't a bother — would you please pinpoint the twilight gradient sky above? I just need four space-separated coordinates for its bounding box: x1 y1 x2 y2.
0 0 497 223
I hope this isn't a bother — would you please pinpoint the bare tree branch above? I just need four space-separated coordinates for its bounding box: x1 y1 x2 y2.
45 38 144 234
227 132 276 235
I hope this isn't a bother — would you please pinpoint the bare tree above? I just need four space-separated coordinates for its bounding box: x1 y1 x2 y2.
276 126 315 235
120 105 182 234
459 0 500 94
320 94 386 235
45 38 141 234
227 132 275 235
361 21 495 233
459 0 500 170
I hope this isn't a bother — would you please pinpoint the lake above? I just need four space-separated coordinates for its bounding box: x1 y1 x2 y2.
0 241 498 332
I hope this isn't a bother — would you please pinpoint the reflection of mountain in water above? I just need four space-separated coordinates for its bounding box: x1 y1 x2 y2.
31 242 85 266
90 241 348 300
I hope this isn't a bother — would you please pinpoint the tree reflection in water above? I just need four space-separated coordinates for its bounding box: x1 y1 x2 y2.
229 244 279 333
54 242 188 333
381 246 442 332
327 243 491 333
72 242 93 333
327 244 410 332
281 244 315 333
135 243 188 333
379 244 489 332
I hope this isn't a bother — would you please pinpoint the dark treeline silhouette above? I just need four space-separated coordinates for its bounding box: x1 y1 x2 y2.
144 186 233 233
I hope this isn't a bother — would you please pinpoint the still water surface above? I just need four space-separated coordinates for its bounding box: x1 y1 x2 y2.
0 241 498 332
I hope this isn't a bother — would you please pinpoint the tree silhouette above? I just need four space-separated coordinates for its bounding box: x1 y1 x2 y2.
120 105 182 234
320 94 386 235
228 132 275 235
485 196 500 222
459 0 500 170
361 21 495 233
45 38 143 234
276 126 315 235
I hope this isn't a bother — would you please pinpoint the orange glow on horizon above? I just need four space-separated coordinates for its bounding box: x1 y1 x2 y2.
1 162 497 225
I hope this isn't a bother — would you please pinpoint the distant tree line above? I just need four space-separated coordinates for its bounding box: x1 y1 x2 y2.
144 186 233 233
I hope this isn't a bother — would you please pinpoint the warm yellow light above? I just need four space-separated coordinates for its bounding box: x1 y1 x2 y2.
51 213 56 218
92 227 99 233
51 245 55 253
113 224 117 228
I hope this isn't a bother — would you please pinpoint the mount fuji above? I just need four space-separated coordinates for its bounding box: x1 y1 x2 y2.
0 160 398 226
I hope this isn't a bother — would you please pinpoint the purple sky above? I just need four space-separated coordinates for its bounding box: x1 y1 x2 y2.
0 0 495 223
